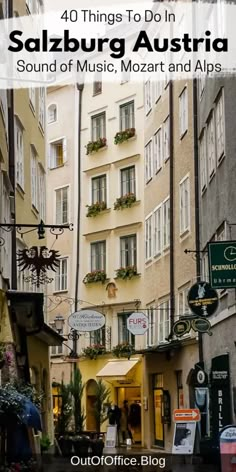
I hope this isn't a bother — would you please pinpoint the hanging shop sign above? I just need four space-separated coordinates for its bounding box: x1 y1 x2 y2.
172 422 197 455
220 426 236 472
173 408 201 423
187 281 218 317
17 246 60 287
208 241 236 289
211 354 231 440
68 310 105 332
162 390 171 425
173 316 212 337
127 312 148 335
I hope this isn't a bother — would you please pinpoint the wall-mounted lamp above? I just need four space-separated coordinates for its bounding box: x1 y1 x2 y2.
54 315 65 333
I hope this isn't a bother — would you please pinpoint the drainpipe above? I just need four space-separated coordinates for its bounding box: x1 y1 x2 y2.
73 82 84 365
193 79 203 363
8 0 17 290
169 81 175 330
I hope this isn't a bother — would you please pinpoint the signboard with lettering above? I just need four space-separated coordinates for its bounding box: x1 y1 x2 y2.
162 390 171 424
173 316 212 337
68 310 105 332
105 425 117 448
211 354 231 440
127 312 148 335
187 281 218 317
220 425 236 472
172 422 196 455
208 241 236 289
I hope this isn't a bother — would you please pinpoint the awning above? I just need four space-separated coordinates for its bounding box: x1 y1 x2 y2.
96 359 139 381
35 323 65 346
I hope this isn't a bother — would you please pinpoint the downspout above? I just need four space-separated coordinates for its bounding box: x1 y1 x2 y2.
193 79 203 363
73 82 84 361
8 0 17 290
169 81 175 331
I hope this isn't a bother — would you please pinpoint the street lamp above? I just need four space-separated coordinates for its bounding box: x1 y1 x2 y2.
54 315 64 333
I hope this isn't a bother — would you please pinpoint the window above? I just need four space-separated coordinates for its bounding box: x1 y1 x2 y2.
198 75 206 99
39 87 45 131
179 87 188 137
48 104 57 124
120 235 136 268
217 222 226 241
215 90 225 162
15 118 24 189
93 74 102 95
91 241 106 271
153 128 162 173
158 300 170 344
145 215 152 261
91 112 105 141
38 165 46 221
1 0 8 18
163 198 170 249
29 87 35 110
121 58 130 83
178 285 190 317
26 0 34 13
199 130 207 192
120 101 134 131
163 116 170 161
49 138 67 169
153 206 162 256
118 313 135 346
90 327 105 347
55 258 68 292
120 166 135 196
55 187 69 224
51 323 63 356
91 175 106 204
147 307 155 346
179 176 190 234
207 113 216 178
31 147 38 209
145 140 152 183
145 79 152 115
154 80 164 102
201 251 209 282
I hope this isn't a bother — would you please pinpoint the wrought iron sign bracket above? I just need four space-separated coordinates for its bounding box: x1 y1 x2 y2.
184 249 207 254
0 220 73 246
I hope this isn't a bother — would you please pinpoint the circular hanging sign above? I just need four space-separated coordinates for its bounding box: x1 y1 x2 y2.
197 370 206 385
192 317 212 335
68 310 105 332
127 312 148 335
173 319 191 337
187 281 219 317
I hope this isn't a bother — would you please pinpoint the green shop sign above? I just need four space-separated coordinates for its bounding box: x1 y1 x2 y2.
208 241 236 289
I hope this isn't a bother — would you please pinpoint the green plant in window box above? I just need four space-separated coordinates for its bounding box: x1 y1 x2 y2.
115 265 138 280
112 342 135 359
114 128 135 145
86 201 106 217
114 193 136 210
82 344 106 360
86 137 107 155
83 270 107 284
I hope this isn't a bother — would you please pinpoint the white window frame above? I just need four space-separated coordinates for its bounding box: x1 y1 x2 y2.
51 323 64 356
154 79 164 103
179 86 188 137
120 101 134 131
158 300 170 344
29 87 35 111
54 257 68 293
199 129 207 193
153 205 162 256
48 104 57 124
145 79 152 115
55 186 69 225
163 116 170 162
145 140 152 183
15 117 24 190
49 137 67 169
178 284 191 318
179 175 190 235
120 166 135 197
38 164 46 221
207 112 216 179
153 128 162 173
39 87 45 132
145 214 152 262
30 146 38 210
163 197 170 249
146 306 156 346
90 240 106 272
215 89 225 163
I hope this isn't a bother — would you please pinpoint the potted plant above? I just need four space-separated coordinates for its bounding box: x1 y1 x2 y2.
114 193 136 210
73 435 91 458
56 382 73 457
93 380 110 434
40 434 51 463
69 368 86 434
112 342 135 359
86 201 106 217
83 270 107 284
115 265 138 280
114 128 135 145
86 137 107 155
82 344 106 360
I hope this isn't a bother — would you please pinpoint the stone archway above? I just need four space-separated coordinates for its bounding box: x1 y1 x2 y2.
86 379 98 432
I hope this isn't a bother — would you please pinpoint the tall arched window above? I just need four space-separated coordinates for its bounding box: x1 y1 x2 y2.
48 104 57 124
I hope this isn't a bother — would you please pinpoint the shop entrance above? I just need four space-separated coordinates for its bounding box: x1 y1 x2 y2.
86 379 98 431
117 387 141 443
153 374 164 447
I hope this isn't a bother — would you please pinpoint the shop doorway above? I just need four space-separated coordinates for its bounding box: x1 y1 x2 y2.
86 379 98 431
117 387 141 443
153 374 164 447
